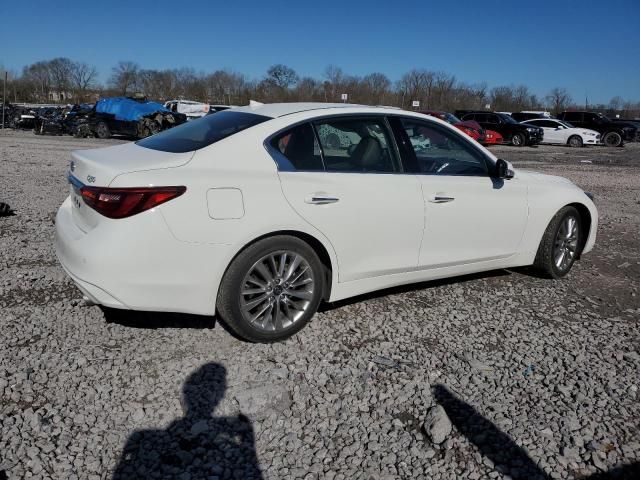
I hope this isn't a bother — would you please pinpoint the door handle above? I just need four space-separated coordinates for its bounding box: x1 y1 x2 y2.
305 195 340 205
428 195 455 203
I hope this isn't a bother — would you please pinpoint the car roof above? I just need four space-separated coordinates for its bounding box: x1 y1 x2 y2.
231 102 398 119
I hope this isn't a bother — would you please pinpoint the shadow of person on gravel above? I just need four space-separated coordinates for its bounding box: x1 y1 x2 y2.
112 363 263 480
433 384 640 480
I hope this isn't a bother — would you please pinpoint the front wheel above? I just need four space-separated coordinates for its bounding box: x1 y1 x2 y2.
511 133 525 147
216 236 325 342
603 131 622 147
533 206 582 279
95 121 111 139
568 135 583 148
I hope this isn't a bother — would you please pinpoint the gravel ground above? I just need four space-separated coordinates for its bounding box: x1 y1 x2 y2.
1 130 639 480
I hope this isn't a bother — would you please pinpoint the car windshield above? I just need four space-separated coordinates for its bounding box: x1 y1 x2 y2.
596 113 612 122
559 120 574 128
444 113 462 124
498 113 518 124
137 111 271 153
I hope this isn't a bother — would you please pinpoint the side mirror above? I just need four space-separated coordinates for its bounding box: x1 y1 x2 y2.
495 158 515 179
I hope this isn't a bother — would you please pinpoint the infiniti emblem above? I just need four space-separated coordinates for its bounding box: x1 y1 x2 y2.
87 175 96 183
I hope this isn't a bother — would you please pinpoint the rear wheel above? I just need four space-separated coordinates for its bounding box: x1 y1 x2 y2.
216 236 324 342
568 135 583 148
533 206 582 279
511 133 525 147
95 122 111 139
603 131 622 147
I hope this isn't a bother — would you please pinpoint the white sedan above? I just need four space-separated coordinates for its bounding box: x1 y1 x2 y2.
55 103 598 342
522 118 601 147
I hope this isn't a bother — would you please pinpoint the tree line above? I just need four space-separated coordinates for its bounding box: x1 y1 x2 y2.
1 58 639 118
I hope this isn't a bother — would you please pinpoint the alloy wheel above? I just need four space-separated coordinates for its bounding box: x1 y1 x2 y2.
553 216 579 272
239 250 315 332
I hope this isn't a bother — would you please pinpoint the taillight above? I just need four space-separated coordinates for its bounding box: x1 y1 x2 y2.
80 186 186 219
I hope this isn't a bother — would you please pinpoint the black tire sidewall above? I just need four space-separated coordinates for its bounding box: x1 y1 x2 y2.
96 122 110 139
512 133 525 146
217 236 325 342
603 131 621 147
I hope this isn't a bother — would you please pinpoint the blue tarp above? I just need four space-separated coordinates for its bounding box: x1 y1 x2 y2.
95 97 170 122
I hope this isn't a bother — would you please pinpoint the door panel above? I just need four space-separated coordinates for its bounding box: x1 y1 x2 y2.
418 176 527 267
394 116 528 268
279 172 424 281
271 117 424 283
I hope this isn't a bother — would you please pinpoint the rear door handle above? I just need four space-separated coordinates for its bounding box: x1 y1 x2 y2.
305 195 340 205
428 195 455 203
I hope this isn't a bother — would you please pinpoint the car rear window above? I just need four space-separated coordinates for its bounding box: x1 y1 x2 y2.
137 111 271 153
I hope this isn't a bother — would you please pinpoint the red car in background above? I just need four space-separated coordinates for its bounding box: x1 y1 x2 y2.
420 110 503 146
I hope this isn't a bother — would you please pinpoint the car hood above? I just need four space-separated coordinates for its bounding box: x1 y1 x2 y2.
517 170 578 188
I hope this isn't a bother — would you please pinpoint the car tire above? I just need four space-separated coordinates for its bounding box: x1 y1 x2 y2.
511 133 525 147
603 131 622 147
95 122 111 139
533 206 582 279
216 235 325 343
568 135 583 148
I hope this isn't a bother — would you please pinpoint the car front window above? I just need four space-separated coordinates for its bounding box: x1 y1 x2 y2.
400 119 488 176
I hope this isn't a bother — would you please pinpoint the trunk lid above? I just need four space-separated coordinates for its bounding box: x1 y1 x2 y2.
68 142 194 232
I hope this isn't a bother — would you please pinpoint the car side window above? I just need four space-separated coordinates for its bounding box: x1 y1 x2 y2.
486 114 500 124
565 112 582 122
400 118 489 176
314 118 399 173
269 123 324 171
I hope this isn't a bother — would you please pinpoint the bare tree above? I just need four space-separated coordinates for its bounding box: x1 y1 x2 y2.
546 87 573 115
109 61 140 96
265 64 299 89
70 61 98 102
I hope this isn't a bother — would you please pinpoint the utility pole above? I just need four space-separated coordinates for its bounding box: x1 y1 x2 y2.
2 71 7 129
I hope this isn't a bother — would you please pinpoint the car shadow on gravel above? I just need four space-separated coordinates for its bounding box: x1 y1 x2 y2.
433 384 640 480
102 307 217 329
113 362 263 479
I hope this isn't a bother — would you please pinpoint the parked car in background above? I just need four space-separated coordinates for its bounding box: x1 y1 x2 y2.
420 110 486 143
557 111 637 147
522 118 600 147
164 100 210 120
511 111 552 122
56 103 597 342
483 129 504 145
612 118 640 141
458 111 543 146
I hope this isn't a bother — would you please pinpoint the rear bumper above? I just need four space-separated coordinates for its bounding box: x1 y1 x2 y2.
55 196 230 315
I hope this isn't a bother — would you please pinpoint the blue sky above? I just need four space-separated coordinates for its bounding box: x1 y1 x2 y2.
2 0 639 104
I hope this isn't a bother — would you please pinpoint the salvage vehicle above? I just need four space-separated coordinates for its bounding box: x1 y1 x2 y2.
55 103 598 342
522 118 600 147
89 97 187 139
459 111 543 146
164 100 210 120
6 105 36 129
556 111 636 147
